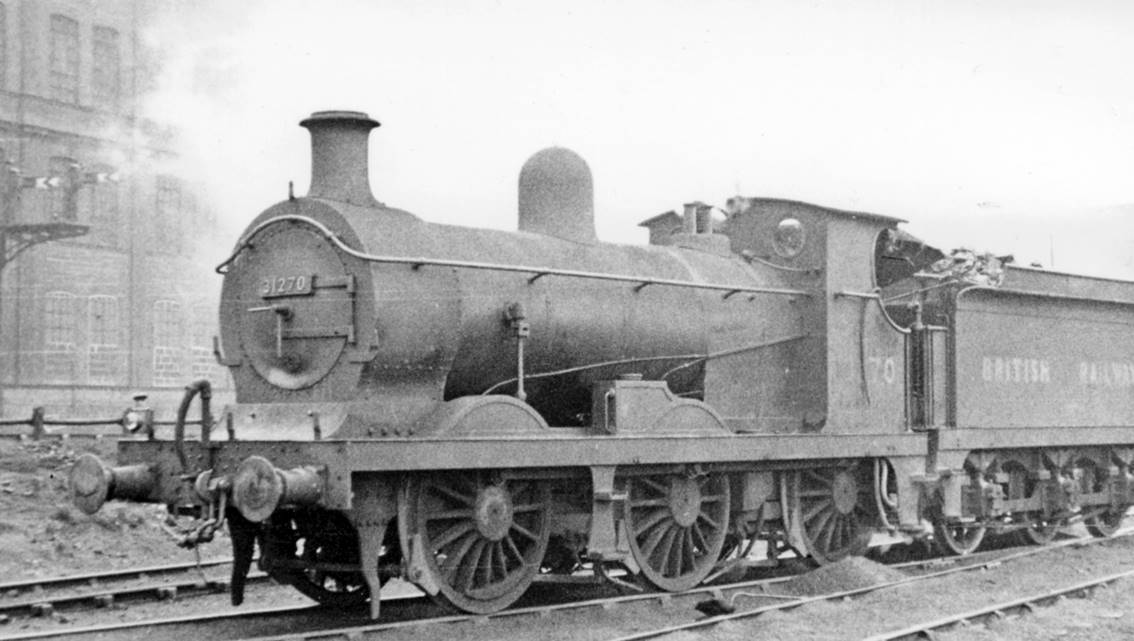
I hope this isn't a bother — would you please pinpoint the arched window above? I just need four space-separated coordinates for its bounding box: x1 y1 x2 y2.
49 14 78 103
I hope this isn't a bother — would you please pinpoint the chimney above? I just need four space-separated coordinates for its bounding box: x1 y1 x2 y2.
518 147 596 243
299 110 380 206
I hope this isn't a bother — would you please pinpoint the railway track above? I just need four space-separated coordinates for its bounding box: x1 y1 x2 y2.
860 567 1134 640
0 558 266 622
4 531 1129 641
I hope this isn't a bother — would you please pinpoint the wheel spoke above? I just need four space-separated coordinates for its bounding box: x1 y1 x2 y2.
480 541 494 585
697 511 721 531
691 522 708 550
428 508 476 521
431 483 476 506
512 502 544 513
632 498 670 508
510 522 539 543
803 497 831 522
819 513 838 553
626 471 729 592
809 503 835 538
505 534 524 564
493 542 508 577
459 540 487 593
660 528 681 574
640 521 672 559
633 509 672 537
805 469 832 485
433 521 476 551
442 533 479 577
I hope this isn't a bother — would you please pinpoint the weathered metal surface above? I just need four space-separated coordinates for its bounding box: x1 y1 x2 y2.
938 427 1134 451
952 286 1134 428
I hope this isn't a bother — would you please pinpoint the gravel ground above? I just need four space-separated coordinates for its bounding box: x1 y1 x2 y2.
0 438 228 582
659 536 1134 641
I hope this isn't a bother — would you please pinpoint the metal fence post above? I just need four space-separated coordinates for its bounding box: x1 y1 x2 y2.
31 406 45 440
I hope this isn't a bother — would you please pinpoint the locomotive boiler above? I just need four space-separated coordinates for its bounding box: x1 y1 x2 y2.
70 110 1134 618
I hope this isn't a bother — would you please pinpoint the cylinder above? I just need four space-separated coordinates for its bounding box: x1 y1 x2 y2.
300 110 380 207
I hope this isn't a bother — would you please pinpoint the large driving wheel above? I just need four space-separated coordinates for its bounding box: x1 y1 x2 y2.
790 463 874 564
409 471 551 614
625 471 730 591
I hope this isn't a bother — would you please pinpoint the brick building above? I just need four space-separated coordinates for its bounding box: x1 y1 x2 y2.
0 0 230 419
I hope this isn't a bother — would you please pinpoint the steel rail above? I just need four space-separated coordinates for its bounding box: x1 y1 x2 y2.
215 214 813 298
0 557 236 595
0 603 321 641
0 576 252 620
4 535 1118 641
604 529 1134 641
236 538 1101 641
860 567 1134 641
0 571 271 622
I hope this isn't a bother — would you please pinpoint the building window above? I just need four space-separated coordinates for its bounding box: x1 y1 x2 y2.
92 26 119 108
49 14 79 103
155 174 181 245
43 291 77 382
190 303 217 381
87 295 122 384
48 156 77 220
153 299 183 386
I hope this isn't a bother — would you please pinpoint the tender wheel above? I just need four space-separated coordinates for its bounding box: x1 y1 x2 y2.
1017 519 1061 545
932 516 985 556
1086 507 1128 538
262 510 370 608
1078 459 1128 538
790 463 874 564
625 471 730 591
409 471 550 614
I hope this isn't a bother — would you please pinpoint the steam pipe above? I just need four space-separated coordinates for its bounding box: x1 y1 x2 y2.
174 379 213 474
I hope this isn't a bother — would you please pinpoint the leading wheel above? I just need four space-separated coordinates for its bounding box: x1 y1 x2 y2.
262 510 370 608
625 471 730 591
409 471 551 614
790 463 874 564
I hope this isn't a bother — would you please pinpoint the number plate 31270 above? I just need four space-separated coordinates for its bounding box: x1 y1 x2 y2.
261 275 313 298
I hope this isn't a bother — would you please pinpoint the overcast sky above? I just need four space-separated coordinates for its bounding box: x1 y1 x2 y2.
145 0 1134 277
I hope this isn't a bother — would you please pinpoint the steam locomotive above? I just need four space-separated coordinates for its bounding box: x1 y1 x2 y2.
70 110 1134 618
